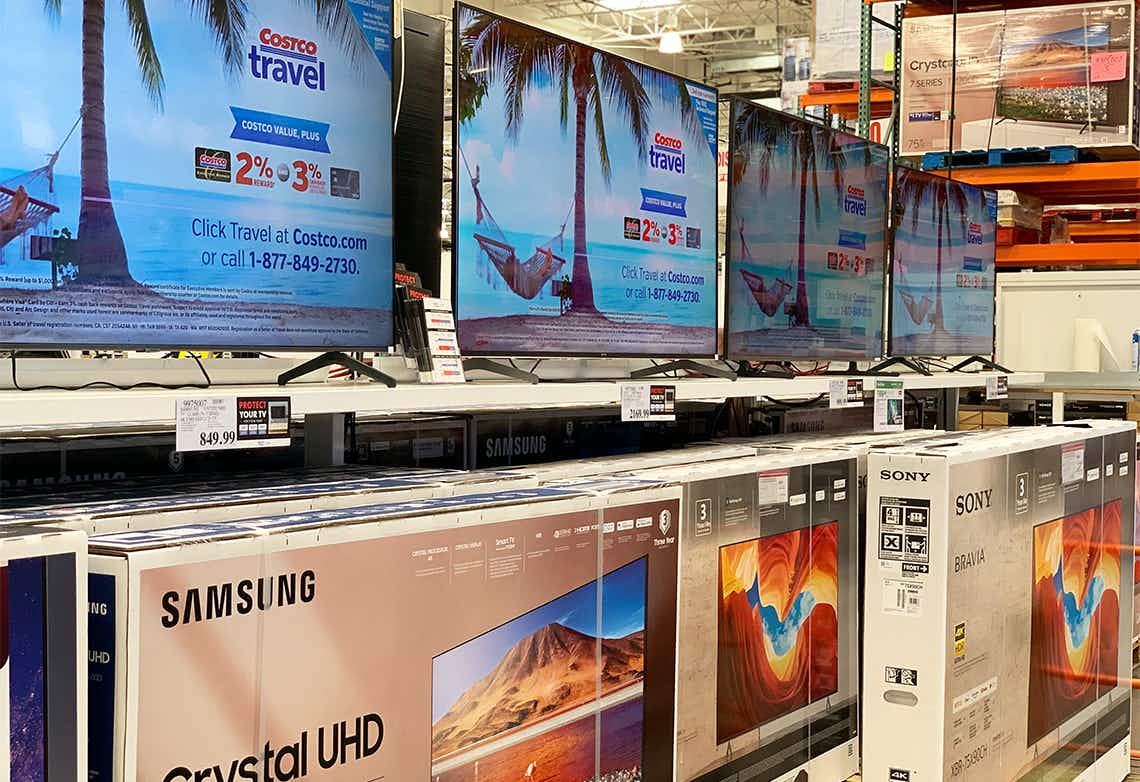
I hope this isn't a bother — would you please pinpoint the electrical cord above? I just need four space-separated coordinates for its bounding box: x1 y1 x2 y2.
393 11 407 134
8 352 212 391
761 393 827 408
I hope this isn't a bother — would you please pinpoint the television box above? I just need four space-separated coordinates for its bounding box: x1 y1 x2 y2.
618 450 862 782
87 480 682 782
1 526 86 782
901 1 1139 157
465 406 722 469
864 421 1136 782
0 469 535 535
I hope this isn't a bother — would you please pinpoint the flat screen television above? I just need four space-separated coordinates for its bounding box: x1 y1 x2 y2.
0 0 395 349
889 167 998 358
725 100 889 361
995 10 1133 129
453 4 719 357
430 556 646 780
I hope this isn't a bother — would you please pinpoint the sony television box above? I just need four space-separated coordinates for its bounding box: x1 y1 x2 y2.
901 0 1139 156
864 421 1136 782
87 479 683 782
1 526 87 782
619 449 862 782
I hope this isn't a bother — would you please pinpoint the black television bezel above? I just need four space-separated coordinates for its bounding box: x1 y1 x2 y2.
0 6 397 352
886 165 998 360
723 98 891 363
451 2 720 360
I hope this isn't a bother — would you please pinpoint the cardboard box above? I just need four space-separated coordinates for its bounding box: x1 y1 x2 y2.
813 0 900 82
864 421 1136 782
958 406 1011 431
87 480 683 782
620 450 862 782
901 1 1139 156
1 526 87 782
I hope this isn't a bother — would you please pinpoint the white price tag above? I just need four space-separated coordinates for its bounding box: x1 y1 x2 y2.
985 375 1008 401
874 380 904 433
176 396 291 452
620 383 675 422
828 378 864 409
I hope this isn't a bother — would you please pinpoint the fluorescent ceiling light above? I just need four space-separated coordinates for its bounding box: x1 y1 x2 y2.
658 29 683 54
598 0 680 10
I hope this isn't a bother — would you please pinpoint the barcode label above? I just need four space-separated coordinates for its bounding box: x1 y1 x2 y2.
884 578 923 616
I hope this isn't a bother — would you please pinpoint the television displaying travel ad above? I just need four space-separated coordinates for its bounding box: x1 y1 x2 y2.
454 4 718 357
0 0 394 348
726 101 888 360
890 167 997 358
1028 500 1121 746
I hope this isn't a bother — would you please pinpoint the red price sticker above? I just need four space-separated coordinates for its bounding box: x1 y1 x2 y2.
1091 51 1127 83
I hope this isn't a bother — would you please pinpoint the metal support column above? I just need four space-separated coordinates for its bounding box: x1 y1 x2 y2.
304 413 346 467
858 1 873 138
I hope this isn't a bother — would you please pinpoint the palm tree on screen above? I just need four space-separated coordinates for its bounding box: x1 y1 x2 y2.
459 10 704 313
733 108 848 328
896 170 971 334
43 0 368 285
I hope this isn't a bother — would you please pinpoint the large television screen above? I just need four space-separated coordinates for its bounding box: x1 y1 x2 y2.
453 4 719 357
725 101 888 360
716 522 839 742
889 167 997 357
0 0 394 349
431 557 646 780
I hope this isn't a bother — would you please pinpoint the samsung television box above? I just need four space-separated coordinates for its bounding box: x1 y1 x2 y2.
0 469 531 534
864 421 1136 782
621 449 862 782
901 0 1139 157
87 480 682 782
1 526 86 782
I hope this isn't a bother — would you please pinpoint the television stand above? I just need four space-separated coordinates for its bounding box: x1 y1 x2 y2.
631 360 737 381
948 356 1012 374
819 361 899 377
737 361 797 379
278 351 397 387
462 357 540 384
869 356 933 376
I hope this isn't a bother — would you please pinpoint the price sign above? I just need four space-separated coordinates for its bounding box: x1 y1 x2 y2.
621 383 676 422
985 375 1008 401
829 378 864 409
176 396 291 452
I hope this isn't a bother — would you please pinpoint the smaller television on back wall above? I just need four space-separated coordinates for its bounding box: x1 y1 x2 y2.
889 168 998 358
725 100 889 361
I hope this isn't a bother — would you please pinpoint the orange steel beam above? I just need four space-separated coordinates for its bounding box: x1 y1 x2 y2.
997 241 1140 269
1066 220 1140 241
799 88 894 121
942 162 1140 206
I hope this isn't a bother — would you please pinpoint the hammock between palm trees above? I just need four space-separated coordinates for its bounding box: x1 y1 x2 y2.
894 263 935 325
0 115 80 253
459 146 572 300
736 220 792 318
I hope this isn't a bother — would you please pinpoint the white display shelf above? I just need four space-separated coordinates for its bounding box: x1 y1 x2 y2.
0 372 1044 431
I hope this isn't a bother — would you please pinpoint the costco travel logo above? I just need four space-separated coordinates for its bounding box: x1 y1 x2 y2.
249 27 327 91
649 132 685 174
967 222 983 245
843 185 866 216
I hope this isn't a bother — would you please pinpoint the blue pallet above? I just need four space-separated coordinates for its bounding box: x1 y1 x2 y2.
921 145 1081 170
